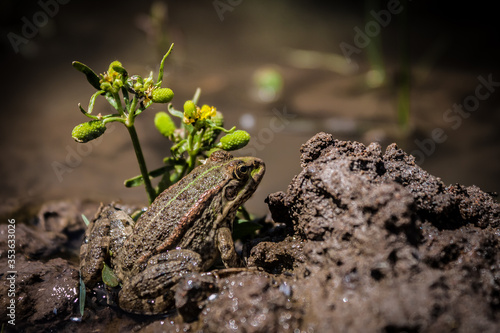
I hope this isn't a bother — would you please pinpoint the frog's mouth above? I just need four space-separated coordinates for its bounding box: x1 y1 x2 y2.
250 161 265 181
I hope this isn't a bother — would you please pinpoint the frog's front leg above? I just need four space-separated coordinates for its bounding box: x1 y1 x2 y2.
118 249 202 315
217 226 244 268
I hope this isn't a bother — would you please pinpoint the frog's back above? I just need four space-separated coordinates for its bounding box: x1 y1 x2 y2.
117 158 232 272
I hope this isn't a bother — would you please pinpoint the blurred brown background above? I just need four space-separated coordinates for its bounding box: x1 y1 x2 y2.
1 0 499 216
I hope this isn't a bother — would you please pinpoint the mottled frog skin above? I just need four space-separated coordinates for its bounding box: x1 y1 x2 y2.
80 151 265 314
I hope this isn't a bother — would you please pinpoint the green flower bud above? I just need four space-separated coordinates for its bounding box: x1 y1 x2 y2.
154 112 176 138
202 111 224 146
71 120 106 143
100 81 112 92
218 130 250 151
152 88 174 103
133 82 143 92
211 111 224 127
183 100 197 124
112 79 123 90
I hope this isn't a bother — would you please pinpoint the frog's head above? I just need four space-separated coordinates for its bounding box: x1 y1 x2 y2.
218 154 265 217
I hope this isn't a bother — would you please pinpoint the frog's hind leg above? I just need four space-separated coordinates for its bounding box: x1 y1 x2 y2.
80 204 136 287
118 250 202 315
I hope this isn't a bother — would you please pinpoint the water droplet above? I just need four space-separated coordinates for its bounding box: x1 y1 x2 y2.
279 282 292 297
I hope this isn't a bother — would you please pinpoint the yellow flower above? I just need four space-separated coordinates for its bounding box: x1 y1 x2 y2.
183 115 195 125
183 103 217 124
199 105 217 120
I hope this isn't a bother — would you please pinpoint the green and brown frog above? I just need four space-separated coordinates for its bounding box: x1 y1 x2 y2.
80 151 265 314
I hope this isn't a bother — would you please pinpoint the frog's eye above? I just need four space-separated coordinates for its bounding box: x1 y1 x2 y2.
234 164 249 180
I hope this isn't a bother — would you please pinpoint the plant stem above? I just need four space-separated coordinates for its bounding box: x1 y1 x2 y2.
192 87 201 104
187 152 197 174
126 124 156 203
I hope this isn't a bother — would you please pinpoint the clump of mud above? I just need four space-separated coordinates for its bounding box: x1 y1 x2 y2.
1 133 499 332
262 132 499 332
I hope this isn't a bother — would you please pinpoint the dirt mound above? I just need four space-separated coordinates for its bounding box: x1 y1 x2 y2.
261 132 500 332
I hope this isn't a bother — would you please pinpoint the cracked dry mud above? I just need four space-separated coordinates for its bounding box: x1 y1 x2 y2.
1 132 499 332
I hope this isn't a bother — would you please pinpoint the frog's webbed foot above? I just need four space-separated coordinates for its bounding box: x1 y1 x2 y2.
118 249 202 315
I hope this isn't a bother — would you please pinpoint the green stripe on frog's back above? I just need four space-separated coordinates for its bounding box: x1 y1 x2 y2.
149 161 230 223
130 159 234 262
154 180 226 254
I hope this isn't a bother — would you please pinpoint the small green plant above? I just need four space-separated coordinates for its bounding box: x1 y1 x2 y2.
71 43 250 204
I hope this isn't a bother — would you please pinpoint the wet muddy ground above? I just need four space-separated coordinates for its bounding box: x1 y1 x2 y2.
1 133 499 332
1 1 500 216
1 1 500 332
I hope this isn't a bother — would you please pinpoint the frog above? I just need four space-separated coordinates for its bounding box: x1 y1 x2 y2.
79 150 265 315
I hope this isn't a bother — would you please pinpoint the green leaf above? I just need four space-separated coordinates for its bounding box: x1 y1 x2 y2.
157 43 174 84
130 210 144 221
124 175 146 188
88 90 105 114
72 61 101 90
163 157 181 166
78 104 98 120
111 64 128 77
81 214 90 227
232 219 262 240
191 87 201 105
79 273 86 317
121 86 130 108
170 139 188 157
104 93 119 111
168 104 184 119
102 263 119 288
